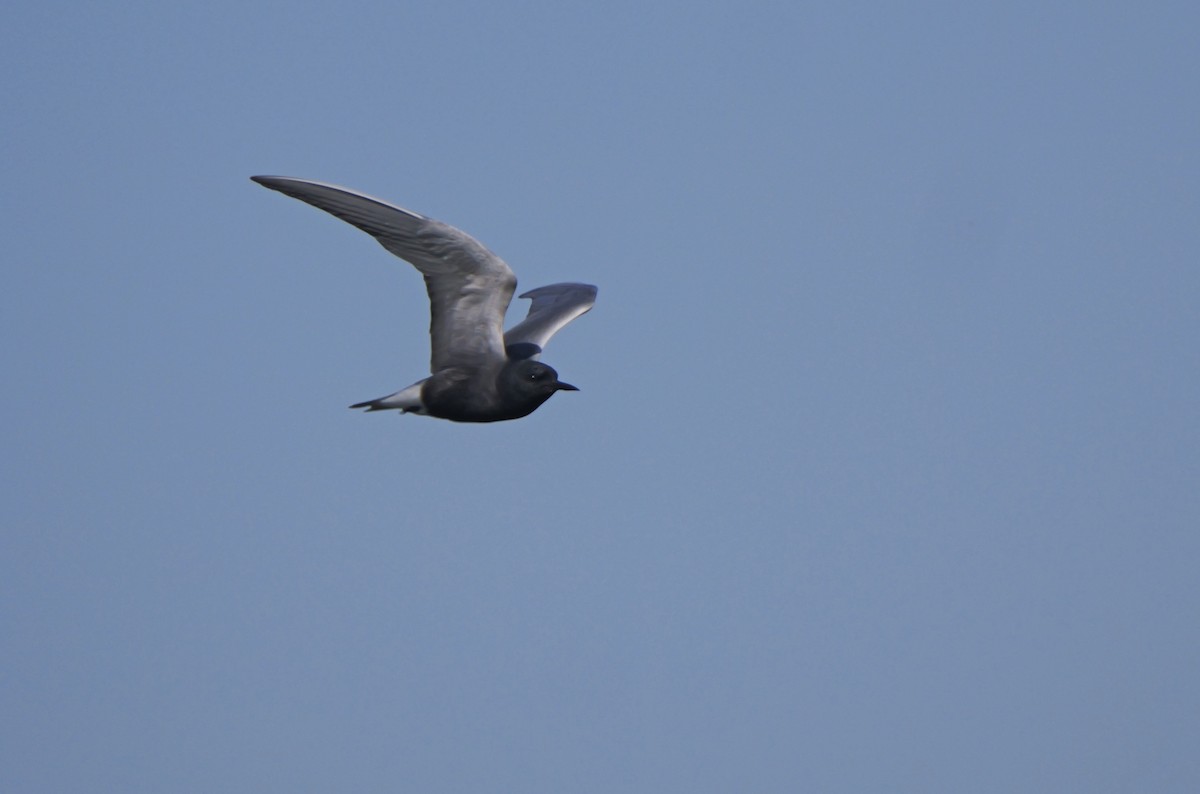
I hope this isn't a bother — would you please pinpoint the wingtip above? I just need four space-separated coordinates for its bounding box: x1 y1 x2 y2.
518 282 599 300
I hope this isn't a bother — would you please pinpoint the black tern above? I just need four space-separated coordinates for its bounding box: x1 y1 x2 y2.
252 176 596 422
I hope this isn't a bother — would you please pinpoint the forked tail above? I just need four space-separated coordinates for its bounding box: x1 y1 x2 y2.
349 379 427 414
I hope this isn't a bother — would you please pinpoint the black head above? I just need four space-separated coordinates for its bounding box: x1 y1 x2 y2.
511 359 578 394
498 359 578 418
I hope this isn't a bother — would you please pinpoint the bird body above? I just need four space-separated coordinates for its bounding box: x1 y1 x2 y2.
251 176 596 422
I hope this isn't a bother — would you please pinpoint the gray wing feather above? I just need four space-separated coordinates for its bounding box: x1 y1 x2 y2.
251 176 515 372
504 283 597 357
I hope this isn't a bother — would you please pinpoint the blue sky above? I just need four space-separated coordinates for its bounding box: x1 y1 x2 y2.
3 2 1198 792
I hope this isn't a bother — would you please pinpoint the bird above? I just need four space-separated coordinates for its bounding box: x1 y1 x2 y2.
251 176 596 422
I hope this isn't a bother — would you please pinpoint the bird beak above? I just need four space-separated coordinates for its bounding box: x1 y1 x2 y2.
557 381 579 391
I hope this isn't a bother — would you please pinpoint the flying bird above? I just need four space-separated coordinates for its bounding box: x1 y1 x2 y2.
251 176 596 422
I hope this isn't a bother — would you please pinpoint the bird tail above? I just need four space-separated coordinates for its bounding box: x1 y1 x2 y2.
349 379 427 414
349 397 399 412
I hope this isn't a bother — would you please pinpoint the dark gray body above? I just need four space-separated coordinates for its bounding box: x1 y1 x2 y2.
252 176 596 422
417 359 576 423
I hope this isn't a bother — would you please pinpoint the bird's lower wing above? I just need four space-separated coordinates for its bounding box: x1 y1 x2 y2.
504 283 598 359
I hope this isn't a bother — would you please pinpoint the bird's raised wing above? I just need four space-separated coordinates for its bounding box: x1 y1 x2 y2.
251 176 516 373
503 283 597 360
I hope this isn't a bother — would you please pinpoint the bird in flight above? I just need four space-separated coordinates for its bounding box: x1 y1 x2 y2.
251 176 596 422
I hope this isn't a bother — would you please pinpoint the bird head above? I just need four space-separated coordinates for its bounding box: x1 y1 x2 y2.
501 359 579 413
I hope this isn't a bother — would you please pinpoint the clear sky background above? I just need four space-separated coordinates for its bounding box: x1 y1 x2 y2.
3 2 1198 792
